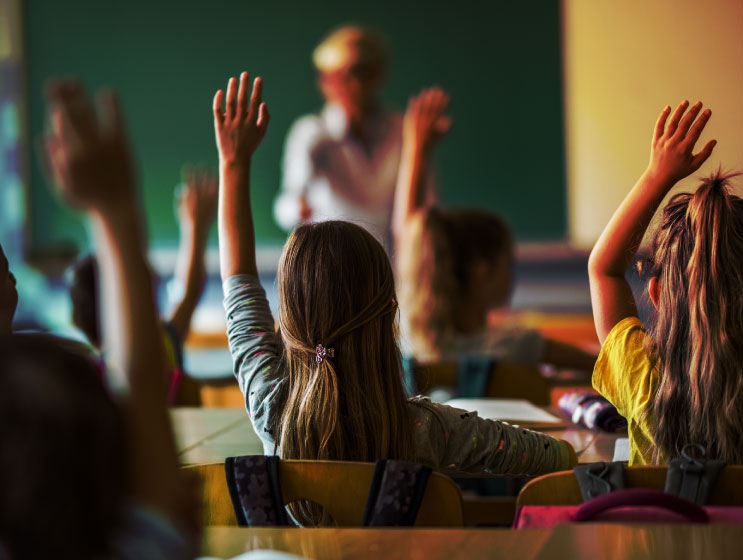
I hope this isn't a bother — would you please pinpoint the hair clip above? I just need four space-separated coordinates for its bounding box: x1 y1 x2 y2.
315 344 335 363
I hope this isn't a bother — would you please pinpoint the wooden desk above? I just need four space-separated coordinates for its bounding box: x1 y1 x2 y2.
202 524 741 559
172 407 621 466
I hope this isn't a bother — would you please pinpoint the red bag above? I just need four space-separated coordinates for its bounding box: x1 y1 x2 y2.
513 489 743 529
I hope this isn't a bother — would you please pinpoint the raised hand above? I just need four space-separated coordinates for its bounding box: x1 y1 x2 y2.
213 72 270 166
648 100 716 186
177 165 218 239
43 80 135 214
402 87 452 154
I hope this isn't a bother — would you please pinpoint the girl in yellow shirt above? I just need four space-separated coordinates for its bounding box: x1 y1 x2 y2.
589 100 743 465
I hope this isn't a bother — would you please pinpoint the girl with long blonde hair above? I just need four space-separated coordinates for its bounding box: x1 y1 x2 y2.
589 99 743 464
214 72 576 523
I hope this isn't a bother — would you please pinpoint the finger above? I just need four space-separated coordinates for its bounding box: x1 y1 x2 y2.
51 103 84 151
213 89 224 127
248 77 263 123
683 108 711 150
664 100 689 138
653 105 671 142
56 81 98 141
434 115 453 136
674 101 702 140
257 102 270 136
97 88 126 142
236 71 250 118
38 135 63 189
689 139 717 173
225 77 238 119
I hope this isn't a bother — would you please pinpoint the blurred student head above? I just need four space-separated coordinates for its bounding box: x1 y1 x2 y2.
313 25 388 124
398 208 514 360
69 253 101 348
0 333 128 557
0 243 18 334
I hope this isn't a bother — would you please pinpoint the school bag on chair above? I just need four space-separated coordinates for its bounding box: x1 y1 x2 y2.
513 444 743 528
224 455 433 527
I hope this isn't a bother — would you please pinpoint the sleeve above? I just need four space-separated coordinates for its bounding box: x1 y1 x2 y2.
223 274 284 448
592 316 656 419
273 116 323 232
411 400 571 477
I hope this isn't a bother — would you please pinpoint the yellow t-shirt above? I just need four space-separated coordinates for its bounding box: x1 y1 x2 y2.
592 316 660 465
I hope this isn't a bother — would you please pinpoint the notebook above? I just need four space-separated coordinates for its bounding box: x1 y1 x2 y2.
613 437 630 462
444 398 564 428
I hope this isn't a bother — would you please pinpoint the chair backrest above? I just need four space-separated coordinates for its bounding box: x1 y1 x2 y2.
184 459 464 527
413 360 551 405
516 466 743 508
197 378 245 407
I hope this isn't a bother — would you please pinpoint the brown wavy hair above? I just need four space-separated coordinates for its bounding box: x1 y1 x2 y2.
275 220 414 462
397 208 513 360
640 170 743 463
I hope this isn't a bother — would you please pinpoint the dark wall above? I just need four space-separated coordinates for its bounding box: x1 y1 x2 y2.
24 0 566 252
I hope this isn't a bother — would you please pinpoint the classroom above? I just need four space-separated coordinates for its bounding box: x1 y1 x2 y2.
1 0 742 558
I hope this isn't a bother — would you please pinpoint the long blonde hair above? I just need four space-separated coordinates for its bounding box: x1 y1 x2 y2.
397 208 513 360
641 171 743 463
276 221 415 464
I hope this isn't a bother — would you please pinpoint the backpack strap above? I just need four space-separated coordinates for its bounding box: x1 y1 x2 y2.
224 455 289 527
574 461 626 500
362 459 433 526
455 355 495 398
664 444 725 505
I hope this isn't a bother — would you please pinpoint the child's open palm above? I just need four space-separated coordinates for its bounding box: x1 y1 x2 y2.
177 165 218 235
648 100 716 186
403 87 452 154
43 81 135 213
213 72 270 165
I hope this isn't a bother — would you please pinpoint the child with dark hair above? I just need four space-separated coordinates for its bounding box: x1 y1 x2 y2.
0 79 199 558
393 88 596 371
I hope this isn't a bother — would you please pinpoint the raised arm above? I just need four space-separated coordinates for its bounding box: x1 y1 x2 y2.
390 87 451 238
43 81 194 532
214 72 270 281
588 101 715 343
169 166 217 341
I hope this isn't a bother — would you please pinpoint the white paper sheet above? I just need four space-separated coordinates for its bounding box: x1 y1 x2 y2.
613 437 630 462
444 398 563 424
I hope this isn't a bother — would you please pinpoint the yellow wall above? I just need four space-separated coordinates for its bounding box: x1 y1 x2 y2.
564 0 743 248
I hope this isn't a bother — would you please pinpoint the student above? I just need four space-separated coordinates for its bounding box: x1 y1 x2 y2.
215 72 576 498
588 100 734 465
68 167 216 403
393 88 597 372
0 80 198 558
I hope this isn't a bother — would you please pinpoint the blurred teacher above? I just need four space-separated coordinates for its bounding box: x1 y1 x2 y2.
273 26 404 245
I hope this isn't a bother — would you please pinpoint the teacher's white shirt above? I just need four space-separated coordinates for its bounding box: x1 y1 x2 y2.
273 104 403 245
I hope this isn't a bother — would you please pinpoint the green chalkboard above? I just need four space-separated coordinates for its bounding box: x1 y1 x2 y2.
24 0 566 252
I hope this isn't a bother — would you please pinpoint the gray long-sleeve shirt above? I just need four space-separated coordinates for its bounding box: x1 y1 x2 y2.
223 274 571 477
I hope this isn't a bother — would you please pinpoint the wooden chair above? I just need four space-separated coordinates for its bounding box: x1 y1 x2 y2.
413 360 552 406
184 459 464 527
516 466 743 508
197 378 245 408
